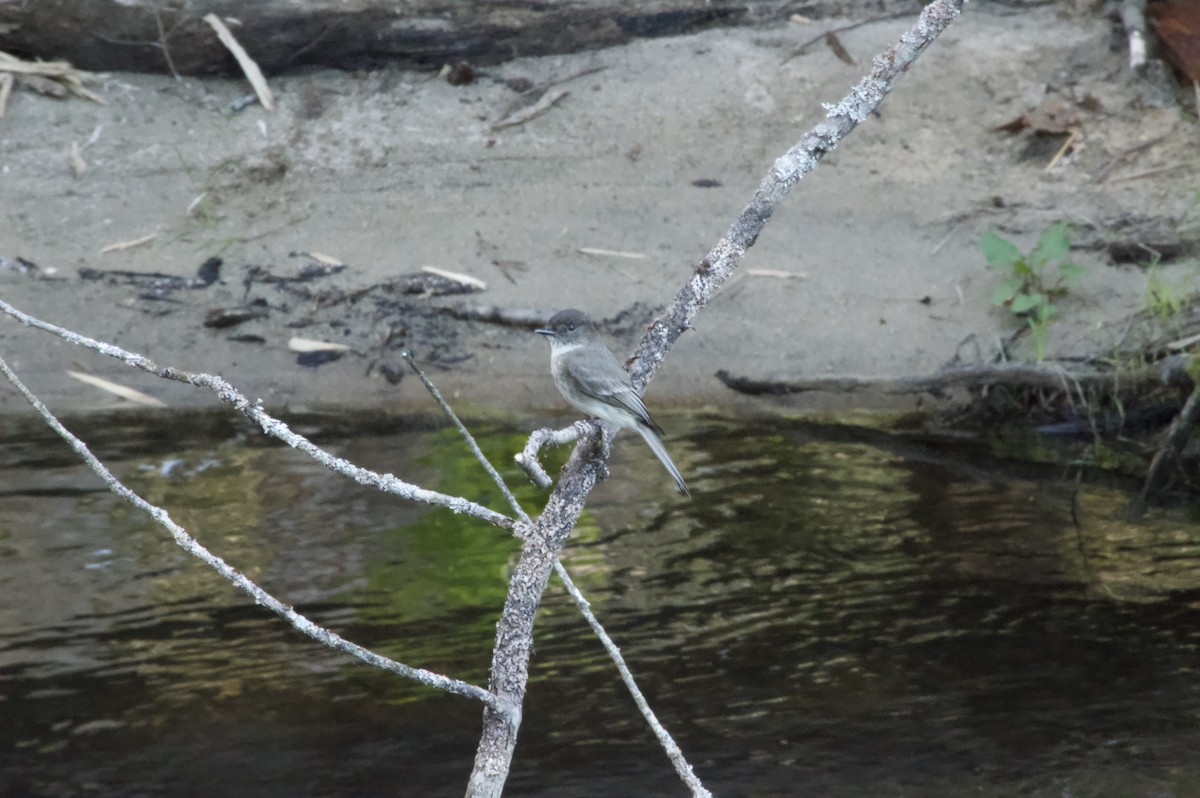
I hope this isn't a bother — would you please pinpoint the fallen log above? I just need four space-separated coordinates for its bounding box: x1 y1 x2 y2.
0 0 819 75
714 362 1157 397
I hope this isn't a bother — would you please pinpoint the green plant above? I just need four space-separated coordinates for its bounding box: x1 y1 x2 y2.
982 222 1086 361
1143 264 1195 320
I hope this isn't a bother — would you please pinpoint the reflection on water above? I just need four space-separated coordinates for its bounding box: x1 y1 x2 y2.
2 412 1199 797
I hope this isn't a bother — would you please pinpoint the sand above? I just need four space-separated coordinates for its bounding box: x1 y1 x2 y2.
1 4 1195 419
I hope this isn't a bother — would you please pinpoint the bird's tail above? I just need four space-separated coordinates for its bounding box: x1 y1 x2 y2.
635 423 690 496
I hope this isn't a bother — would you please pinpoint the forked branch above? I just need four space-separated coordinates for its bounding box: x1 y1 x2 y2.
484 2 969 795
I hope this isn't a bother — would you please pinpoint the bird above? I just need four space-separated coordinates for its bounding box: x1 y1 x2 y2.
535 309 689 496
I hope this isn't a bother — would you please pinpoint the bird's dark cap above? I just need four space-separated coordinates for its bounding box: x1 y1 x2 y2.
536 308 592 336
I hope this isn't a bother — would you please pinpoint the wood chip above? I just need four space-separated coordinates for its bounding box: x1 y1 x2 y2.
186 193 208 215
67 371 168 407
578 247 649 260
0 49 105 105
309 251 344 266
69 141 87 177
101 233 158 253
490 88 568 131
203 13 274 112
747 268 808 279
287 337 351 353
0 72 12 118
421 266 487 290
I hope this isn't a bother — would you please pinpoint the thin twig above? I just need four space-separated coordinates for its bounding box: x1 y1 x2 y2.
403 351 528 522
404 353 713 797
1043 129 1078 172
204 13 274 111
490 88 568 131
930 219 963 255
152 2 181 81
0 353 500 711
1088 132 1169 184
1108 161 1199 182
1140 380 1200 503
516 423 587 489
0 299 513 530
783 11 916 64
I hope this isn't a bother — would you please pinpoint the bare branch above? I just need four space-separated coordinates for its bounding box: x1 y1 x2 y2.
716 362 1115 396
468 451 603 798
0 298 514 530
472 2 969 792
553 562 713 798
0 354 501 712
631 0 968 391
403 350 529 523
1140 380 1200 503
406 353 712 795
515 422 589 489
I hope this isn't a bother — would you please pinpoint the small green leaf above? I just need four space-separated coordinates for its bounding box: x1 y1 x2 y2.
1030 222 1070 266
1057 262 1086 281
1010 293 1040 314
1010 258 1034 278
980 231 1022 270
991 277 1022 306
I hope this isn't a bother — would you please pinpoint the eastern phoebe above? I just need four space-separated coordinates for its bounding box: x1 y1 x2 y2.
536 309 689 496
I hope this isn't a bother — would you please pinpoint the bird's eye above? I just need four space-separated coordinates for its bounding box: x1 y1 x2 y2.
567 324 576 331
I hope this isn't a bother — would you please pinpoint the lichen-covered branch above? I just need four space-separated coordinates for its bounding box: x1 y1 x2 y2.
473 2 969 795
514 421 590 489
406 353 711 795
630 0 968 391
0 353 500 710
0 298 514 530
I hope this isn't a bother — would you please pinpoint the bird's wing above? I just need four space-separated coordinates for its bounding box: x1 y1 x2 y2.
561 351 661 432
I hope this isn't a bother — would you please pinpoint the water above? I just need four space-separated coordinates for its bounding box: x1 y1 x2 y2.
2 411 1199 797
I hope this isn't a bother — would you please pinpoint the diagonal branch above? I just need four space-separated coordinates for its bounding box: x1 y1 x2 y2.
405 353 712 796
1139 380 1200 504
631 0 969 389
476 2 969 795
0 353 501 712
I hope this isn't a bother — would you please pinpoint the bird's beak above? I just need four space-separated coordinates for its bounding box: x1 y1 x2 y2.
534 327 554 337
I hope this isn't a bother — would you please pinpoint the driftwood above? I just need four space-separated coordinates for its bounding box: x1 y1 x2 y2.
721 357 1200 503
0 0 870 76
1140 380 1200 502
714 362 1166 397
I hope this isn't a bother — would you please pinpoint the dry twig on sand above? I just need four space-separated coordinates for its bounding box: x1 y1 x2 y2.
203 13 274 112
0 49 105 106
